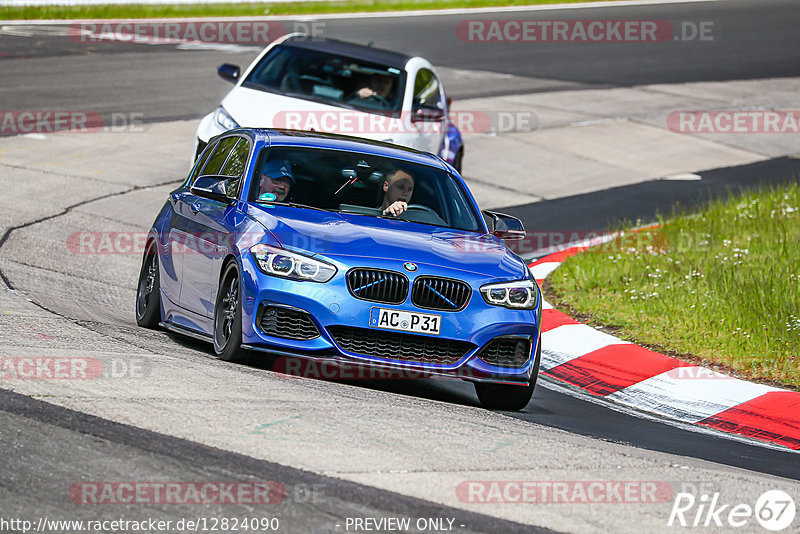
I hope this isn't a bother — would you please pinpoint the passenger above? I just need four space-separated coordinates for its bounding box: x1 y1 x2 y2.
258 160 294 202
380 169 414 216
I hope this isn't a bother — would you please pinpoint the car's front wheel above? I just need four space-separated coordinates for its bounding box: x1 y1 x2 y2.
213 261 248 363
135 241 161 328
474 342 540 411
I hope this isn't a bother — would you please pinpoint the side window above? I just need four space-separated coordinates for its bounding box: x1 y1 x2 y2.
413 69 443 110
187 140 217 186
221 138 250 178
200 137 238 176
220 138 250 198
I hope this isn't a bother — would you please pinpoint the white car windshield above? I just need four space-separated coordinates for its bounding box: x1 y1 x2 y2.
243 45 405 113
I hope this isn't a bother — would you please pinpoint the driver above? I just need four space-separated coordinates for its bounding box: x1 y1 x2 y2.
351 73 394 103
380 169 414 217
258 160 294 202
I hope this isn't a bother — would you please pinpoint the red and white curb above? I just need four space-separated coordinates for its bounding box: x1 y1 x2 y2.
529 240 800 452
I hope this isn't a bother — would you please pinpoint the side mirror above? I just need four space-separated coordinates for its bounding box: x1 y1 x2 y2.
483 210 525 240
410 107 445 123
191 175 236 204
217 64 241 83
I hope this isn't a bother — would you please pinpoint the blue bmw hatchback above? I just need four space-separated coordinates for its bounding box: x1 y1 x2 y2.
136 128 542 410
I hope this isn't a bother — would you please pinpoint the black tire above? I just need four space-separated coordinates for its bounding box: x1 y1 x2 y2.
135 241 161 328
213 261 248 363
452 148 464 174
475 341 541 411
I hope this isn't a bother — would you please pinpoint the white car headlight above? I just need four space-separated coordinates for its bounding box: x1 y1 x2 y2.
480 280 539 309
251 244 336 283
214 106 239 131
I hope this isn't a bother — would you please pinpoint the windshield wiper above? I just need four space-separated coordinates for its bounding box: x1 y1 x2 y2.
259 201 332 212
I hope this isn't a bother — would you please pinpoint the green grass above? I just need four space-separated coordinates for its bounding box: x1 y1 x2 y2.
1 0 611 21
548 182 800 389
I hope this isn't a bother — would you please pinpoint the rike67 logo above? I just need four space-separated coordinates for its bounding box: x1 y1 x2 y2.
668 490 796 531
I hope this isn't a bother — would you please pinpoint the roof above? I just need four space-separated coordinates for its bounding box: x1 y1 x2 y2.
247 128 446 169
280 35 412 70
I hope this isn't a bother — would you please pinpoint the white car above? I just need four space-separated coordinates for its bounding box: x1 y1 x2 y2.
194 34 464 171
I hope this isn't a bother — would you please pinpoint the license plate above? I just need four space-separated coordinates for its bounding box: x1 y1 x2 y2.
369 307 441 335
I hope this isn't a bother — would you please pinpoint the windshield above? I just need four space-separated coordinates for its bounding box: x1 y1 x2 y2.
249 146 483 232
243 45 405 113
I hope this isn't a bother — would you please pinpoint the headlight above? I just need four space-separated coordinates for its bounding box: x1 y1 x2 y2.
214 106 239 130
480 280 539 309
251 244 336 283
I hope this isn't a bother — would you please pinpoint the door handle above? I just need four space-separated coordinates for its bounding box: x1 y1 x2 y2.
190 202 201 214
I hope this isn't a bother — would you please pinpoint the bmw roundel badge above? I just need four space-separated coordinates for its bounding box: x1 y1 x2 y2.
403 262 418 272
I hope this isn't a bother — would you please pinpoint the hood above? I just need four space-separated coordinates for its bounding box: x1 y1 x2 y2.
223 86 399 143
244 204 528 281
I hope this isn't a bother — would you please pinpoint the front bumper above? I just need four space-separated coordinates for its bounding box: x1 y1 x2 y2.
239 253 542 384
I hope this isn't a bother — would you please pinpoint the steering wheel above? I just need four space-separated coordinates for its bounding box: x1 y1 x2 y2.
364 93 390 107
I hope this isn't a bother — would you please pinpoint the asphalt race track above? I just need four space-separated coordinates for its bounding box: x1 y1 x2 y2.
1 0 800 532
2 0 800 123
